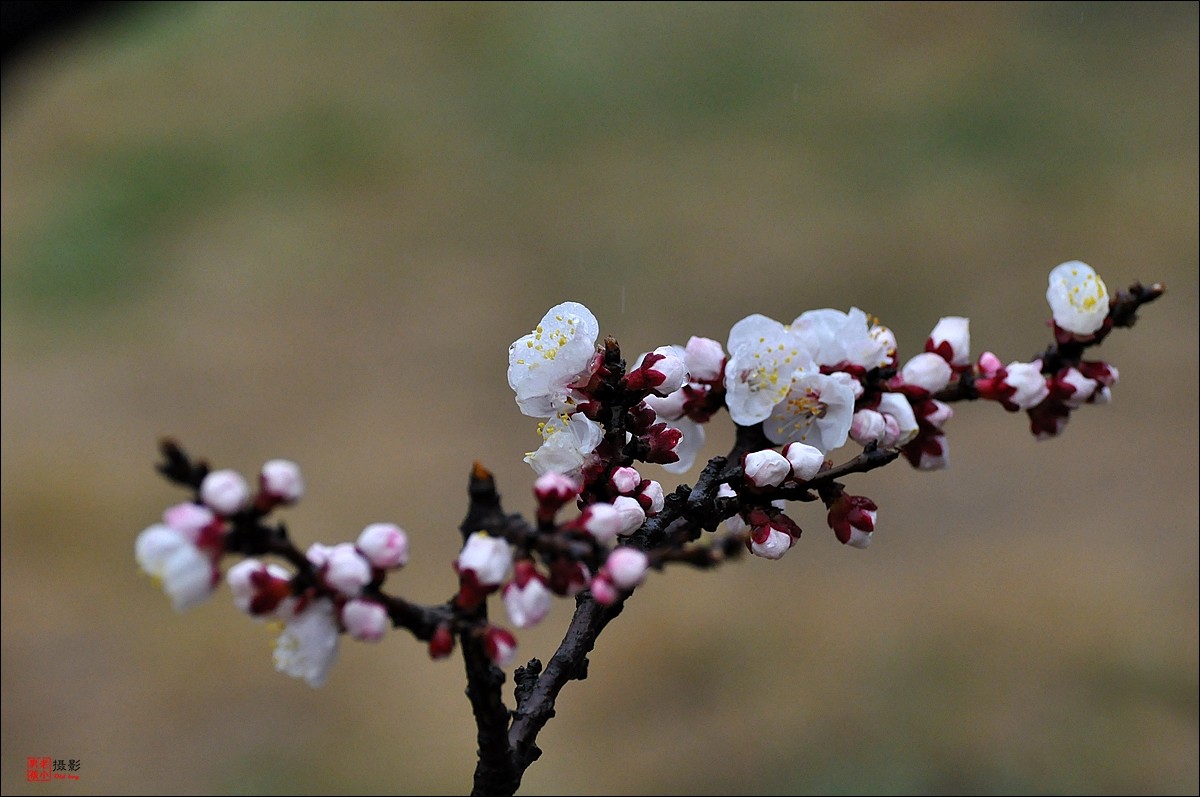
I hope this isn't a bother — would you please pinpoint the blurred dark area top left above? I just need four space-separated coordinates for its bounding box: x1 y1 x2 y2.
2 1 131 72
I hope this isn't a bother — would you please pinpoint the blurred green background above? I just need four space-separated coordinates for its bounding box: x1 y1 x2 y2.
2 2 1196 794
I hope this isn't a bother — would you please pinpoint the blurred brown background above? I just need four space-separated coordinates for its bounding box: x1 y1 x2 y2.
2 3 1196 794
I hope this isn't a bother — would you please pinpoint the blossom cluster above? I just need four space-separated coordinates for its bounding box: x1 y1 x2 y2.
505 260 1118 560
138 259 1143 689
136 456 411 686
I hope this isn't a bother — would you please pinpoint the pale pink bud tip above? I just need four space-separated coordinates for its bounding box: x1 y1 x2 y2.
533 471 580 503
610 466 642 495
743 449 791 488
925 316 970 367
260 459 304 503
850 409 887 447
342 599 389 642
503 563 553 629
604 548 649 590
324 543 373 598
638 480 666 515
356 523 409 569
456 531 513 588
750 526 793 560
580 503 623 544
685 336 726 381
828 495 878 549
1005 361 1050 410
200 469 251 516
590 575 620 605
782 442 824 482
612 495 646 536
162 502 217 541
901 352 953 394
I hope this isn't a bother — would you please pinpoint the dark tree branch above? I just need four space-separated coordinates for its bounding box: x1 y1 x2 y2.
464 628 520 797
507 593 624 778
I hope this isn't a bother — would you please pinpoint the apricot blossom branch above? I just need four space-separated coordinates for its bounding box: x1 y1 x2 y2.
133 259 1162 796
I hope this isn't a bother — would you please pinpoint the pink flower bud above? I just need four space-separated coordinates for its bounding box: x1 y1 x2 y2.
612 495 646 536
637 480 665 515
781 442 824 482
641 422 683 464
1058 367 1098 409
604 547 649 590
162 502 218 542
199 469 250 516
642 391 688 421
356 523 409 569
579 503 623 544
684 336 726 381
876 392 918 446
455 532 512 588
749 525 793 560
1005 360 1050 410
901 352 953 394
1028 401 1071 440
743 449 791 488
828 494 878 549
306 542 334 568
925 316 970 367
533 471 580 512
977 351 1004 377
645 348 689 395
849 409 887 447
324 543 372 598
259 459 304 505
483 626 518 667
342 599 389 642
503 561 553 628
610 467 642 495
589 574 620 605
626 348 688 396
743 507 802 560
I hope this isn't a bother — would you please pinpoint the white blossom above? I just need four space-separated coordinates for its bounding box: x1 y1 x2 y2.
135 524 216 612
273 599 340 687
724 314 812 426
793 307 892 370
508 301 600 417
524 412 604 478
1047 261 1109 336
764 372 856 451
